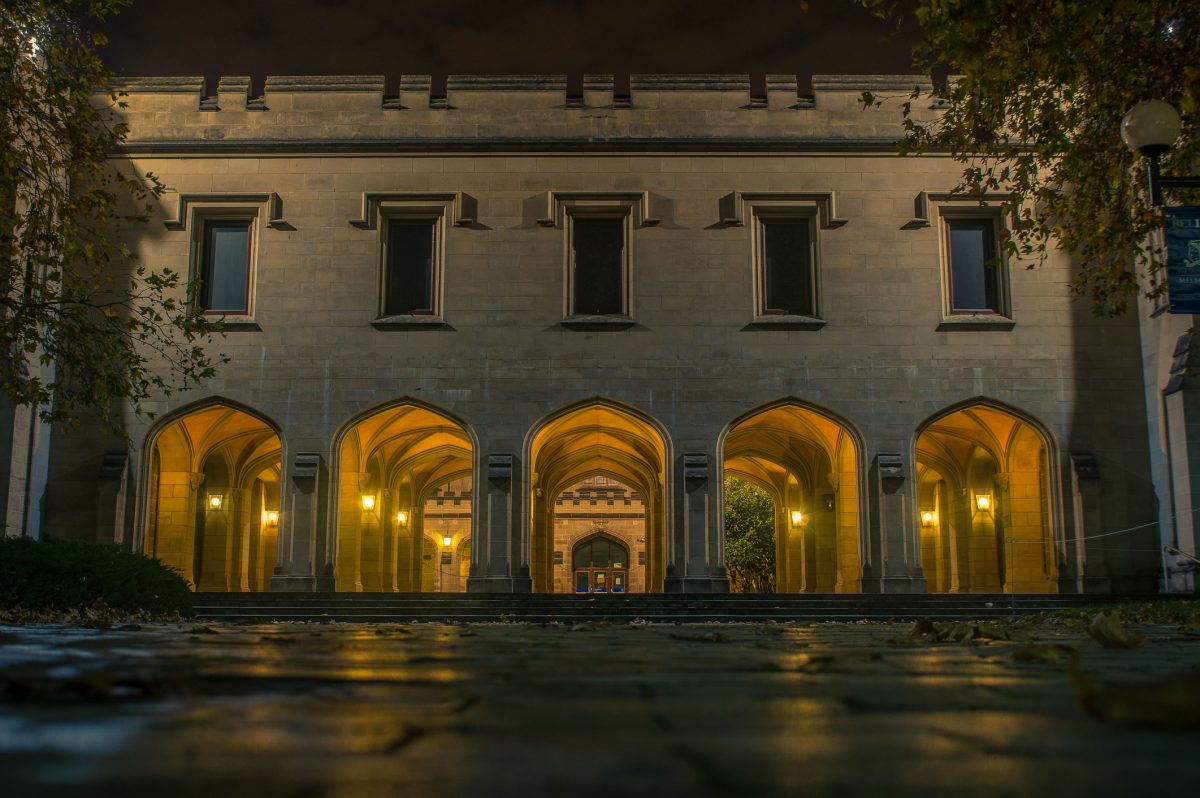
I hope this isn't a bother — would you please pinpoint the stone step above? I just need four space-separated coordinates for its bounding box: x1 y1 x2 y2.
191 592 1158 622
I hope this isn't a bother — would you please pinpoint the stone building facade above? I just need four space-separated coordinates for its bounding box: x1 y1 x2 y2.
36 73 1159 594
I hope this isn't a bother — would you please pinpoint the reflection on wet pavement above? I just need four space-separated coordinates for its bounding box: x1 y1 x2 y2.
1 621 1197 797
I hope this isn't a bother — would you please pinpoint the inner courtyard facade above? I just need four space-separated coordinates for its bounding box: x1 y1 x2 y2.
37 73 1160 594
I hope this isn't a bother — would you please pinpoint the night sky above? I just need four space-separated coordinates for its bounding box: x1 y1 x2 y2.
97 0 920 95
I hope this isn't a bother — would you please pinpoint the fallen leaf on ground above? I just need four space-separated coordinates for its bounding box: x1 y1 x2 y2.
668 632 730 643
1086 611 1145 649
797 651 883 673
1069 658 1200 728
1011 643 1076 664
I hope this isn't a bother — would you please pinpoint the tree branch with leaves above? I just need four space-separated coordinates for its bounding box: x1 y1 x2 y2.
860 0 1199 315
1 0 223 433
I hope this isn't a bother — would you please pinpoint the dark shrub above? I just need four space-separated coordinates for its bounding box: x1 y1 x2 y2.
0 536 192 616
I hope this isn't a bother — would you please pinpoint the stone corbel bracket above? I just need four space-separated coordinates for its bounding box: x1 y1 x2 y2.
536 191 661 227
349 192 477 229
875 453 905 482
719 191 848 228
163 192 290 230
488 454 514 481
292 453 322 490
905 190 1019 230
683 453 709 481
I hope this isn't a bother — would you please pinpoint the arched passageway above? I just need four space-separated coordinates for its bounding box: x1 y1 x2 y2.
334 403 473 592
528 402 667 593
553 477 646 593
145 403 282 591
419 477 472 592
723 402 862 593
916 403 1058 593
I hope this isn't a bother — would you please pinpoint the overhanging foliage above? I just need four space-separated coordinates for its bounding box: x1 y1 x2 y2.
862 0 1199 315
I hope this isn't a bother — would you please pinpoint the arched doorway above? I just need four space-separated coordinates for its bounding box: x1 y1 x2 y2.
144 402 282 591
334 402 473 592
527 400 668 593
915 402 1058 593
722 401 862 593
571 533 630 593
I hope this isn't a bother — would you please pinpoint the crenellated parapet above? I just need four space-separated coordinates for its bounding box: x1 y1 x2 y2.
101 73 939 150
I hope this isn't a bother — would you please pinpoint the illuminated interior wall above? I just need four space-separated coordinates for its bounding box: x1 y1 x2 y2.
334 404 473 592
550 476 647 593
723 403 861 593
420 476 472 593
528 403 667 593
145 404 281 591
916 405 1057 593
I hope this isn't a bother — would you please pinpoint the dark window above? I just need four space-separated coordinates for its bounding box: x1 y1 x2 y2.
384 219 436 315
572 536 630 569
200 220 251 314
760 219 814 316
946 218 1002 313
572 217 624 315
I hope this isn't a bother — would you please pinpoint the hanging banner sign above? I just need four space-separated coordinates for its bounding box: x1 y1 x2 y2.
1166 206 1200 314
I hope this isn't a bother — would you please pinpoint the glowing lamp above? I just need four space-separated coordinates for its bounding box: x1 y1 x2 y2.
396 510 409 526
975 493 992 513
790 510 804 526
361 494 376 512
442 535 453 548
207 494 223 511
1121 99 1181 157
263 510 279 526
920 510 937 527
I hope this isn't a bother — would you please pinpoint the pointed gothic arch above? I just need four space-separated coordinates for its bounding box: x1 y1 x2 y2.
914 398 1060 593
330 398 476 592
141 398 283 591
719 398 865 593
524 397 671 593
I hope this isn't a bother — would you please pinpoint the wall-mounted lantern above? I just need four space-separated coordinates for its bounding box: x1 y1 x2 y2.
262 510 279 526
395 510 409 526
920 510 937 528
361 494 376 512
974 493 993 513
442 535 453 548
790 510 804 526
207 494 224 511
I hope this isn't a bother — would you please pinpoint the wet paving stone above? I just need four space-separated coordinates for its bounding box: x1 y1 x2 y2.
0 621 1198 797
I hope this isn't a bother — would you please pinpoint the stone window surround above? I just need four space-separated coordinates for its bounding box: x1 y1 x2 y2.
349 192 473 330
932 198 1015 331
906 191 1017 332
722 192 846 331
172 195 283 332
750 207 822 328
538 192 657 331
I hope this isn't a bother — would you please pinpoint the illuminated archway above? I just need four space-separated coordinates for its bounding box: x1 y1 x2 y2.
553 477 646 593
915 402 1058 593
528 400 668 593
421 476 472 592
722 401 862 593
144 401 282 591
333 402 474 592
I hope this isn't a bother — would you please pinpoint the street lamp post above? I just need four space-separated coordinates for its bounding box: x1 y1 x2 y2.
1121 99 1200 207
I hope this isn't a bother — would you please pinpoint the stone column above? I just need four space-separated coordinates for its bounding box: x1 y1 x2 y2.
665 452 727 593
271 452 329 592
864 452 926 593
1068 454 1109 593
468 453 529 592
95 452 129 545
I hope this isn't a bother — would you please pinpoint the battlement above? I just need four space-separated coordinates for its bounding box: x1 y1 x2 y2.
109 72 933 108
101 74 938 150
